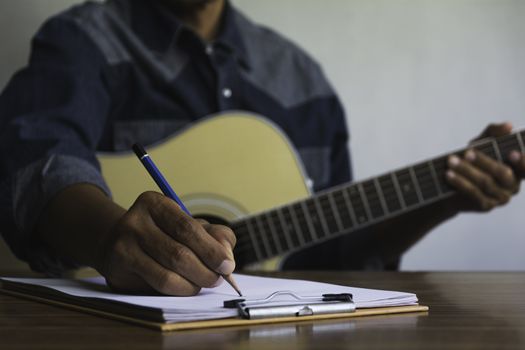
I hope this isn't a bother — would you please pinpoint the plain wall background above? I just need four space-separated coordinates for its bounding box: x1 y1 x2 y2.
0 0 523 271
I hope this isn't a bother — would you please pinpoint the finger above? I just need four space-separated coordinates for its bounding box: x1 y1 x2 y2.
446 170 499 211
132 247 201 296
195 219 236 258
103 244 158 294
147 194 235 275
138 224 221 288
204 223 237 251
204 224 236 268
509 151 525 179
476 122 513 140
448 154 513 204
464 150 517 190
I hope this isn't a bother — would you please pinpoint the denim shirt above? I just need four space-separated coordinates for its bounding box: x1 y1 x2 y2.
0 0 356 274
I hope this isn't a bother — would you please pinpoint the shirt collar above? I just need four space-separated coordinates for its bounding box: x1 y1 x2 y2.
125 0 184 54
127 0 250 69
214 1 251 70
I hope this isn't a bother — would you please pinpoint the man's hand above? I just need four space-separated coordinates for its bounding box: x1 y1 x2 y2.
95 191 236 296
446 122 525 212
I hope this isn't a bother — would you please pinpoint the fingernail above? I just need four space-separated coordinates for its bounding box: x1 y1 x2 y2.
448 155 460 167
509 151 521 163
211 276 224 287
465 150 476 162
217 259 235 275
446 170 456 179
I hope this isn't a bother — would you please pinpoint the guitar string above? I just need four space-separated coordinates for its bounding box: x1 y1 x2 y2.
233 136 521 258
234 154 473 257
234 161 455 255
233 143 501 257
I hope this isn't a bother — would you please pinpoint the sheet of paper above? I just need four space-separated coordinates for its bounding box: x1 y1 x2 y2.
2 274 418 323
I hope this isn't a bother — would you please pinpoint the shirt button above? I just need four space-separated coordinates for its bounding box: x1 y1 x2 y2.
205 45 214 55
222 88 232 98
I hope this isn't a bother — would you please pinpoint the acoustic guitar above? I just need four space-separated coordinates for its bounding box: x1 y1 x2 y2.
98 112 525 269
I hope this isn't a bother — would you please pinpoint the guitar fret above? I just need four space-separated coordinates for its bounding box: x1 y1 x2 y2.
254 216 274 258
357 183 373 223
277 208 295 250
374 178 389 215
314 196 332 237
347 186 369 225
517 132 525 153
409 166 424 203
341 187 358 226
391 173 407 209
413 162 439 201
476 141 495 159
378 175 402 213
265 212 283 254
428 160 443 195
319 194 340 233
288 205 306 246
332 191 354 229
496 134 520 161
327 192 344 232
245 218 264 261
491 139 503 162
269 210 290 252
396 169 420 206
293 203 314 243
362 180 385 219
305 198 329 238
301 201 318 241
431 157 452 194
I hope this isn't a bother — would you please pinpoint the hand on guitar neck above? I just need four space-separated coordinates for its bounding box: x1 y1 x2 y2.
445 122 524 213
283 122 524 269
369 122 524 265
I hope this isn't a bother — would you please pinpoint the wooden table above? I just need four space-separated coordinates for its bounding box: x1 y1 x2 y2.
0 271 524 349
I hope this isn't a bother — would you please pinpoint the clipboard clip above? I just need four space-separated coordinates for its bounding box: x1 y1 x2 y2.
224 291 355 320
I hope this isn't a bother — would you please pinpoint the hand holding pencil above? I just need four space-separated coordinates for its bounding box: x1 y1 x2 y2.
95 144 240 296
127 143 242 296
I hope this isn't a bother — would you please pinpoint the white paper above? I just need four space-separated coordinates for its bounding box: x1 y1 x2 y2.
2 274 418 323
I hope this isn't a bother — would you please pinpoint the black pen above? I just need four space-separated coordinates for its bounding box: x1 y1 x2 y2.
132 143 242 296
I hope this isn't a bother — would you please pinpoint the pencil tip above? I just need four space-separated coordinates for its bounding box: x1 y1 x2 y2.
223 274 243 297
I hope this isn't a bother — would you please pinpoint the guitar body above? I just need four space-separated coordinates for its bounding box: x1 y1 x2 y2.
98 112 311 270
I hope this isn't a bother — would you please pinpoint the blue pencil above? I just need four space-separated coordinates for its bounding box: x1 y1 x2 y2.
132 143 242 296
132 143 191 215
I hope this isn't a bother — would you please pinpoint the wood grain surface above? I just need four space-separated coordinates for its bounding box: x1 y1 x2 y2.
1 271 524 349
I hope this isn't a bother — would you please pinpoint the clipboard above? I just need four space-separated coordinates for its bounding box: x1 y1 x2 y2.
1 287 429 332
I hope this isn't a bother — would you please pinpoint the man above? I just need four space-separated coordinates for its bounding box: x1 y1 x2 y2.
0 0 523 295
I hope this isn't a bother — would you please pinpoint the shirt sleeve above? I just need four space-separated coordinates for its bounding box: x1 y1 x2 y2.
327 95 353 188
0 15 111 275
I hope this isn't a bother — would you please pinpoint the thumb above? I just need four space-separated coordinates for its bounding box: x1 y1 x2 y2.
476 122 513 140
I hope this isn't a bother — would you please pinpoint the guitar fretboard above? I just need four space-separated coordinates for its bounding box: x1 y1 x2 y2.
233 130 525 266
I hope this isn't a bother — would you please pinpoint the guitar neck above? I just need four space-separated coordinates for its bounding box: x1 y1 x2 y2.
233 129 525 266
